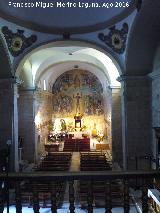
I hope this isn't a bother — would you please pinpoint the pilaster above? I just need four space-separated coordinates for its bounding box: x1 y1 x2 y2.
111 86 123 166
118 75 152 170
18 88 36 162
149 71 160 160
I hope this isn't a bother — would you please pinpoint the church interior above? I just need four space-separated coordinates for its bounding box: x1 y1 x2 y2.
1 0 160 212
19 46 118 165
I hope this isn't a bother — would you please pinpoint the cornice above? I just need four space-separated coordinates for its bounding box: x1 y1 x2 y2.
117 75 149 82
148 71 160 80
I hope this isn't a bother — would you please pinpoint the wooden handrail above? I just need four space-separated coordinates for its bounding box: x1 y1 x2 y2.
0 170 160 180
1 170 160 212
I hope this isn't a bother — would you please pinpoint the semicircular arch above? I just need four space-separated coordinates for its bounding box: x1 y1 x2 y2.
0 36 12 78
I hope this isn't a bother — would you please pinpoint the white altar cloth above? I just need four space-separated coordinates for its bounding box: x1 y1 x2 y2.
69 131 89 139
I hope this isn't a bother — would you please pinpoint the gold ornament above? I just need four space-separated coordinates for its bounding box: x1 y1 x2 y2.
11 37 23 52
111 33 123 49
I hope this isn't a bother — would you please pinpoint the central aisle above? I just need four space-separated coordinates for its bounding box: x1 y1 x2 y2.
69 152 80 171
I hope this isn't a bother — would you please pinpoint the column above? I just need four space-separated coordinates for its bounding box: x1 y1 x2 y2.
13 81 19 172
111 86 123 166
18 88 36 163
149 71 160 161
118 75 152 170
0 78 19 171
153 127 160 168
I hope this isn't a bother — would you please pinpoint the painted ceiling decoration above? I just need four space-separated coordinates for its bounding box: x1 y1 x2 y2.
98 23 129 54
0 0 136 34
1 26 37 57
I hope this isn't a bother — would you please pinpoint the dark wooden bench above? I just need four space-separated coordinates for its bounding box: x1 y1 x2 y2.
21 181 66 208
79 179 123 207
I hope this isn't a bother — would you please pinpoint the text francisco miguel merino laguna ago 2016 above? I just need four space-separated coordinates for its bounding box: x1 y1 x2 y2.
8 1 130 9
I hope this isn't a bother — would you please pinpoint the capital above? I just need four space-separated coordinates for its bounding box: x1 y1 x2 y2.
148 71 160 80
117 75 148 82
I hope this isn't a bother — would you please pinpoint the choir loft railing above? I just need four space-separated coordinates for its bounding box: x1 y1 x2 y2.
0 170 160 213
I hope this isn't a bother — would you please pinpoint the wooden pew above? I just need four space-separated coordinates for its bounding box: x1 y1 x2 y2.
21 152 72 207
79 152 122 207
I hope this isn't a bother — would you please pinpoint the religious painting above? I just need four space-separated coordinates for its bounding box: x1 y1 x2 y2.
52 69 104 117
84 94 104 115
53 95 73 115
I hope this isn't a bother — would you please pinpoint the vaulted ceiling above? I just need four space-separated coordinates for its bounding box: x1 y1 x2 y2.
126 0 160 75
17 46 120 89
0 0 160 81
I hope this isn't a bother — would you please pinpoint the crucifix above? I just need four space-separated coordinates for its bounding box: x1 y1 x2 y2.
73 92 82 114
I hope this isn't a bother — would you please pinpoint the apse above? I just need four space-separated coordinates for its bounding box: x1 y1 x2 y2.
51 69 109 140
16 44 121 162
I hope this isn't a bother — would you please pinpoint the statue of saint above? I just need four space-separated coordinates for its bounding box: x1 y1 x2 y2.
60 119 66 131
73 92 82 114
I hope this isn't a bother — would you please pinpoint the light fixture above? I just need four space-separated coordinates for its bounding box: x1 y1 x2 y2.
35 113 41 130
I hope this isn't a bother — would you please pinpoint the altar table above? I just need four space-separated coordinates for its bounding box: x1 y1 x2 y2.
63 138 90 152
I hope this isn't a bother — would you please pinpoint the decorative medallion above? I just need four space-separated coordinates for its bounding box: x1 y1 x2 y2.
98 23 129 54
1 26 37 57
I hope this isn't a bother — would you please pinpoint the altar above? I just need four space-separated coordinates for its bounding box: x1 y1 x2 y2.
69 131 89 139
63 137 90 152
